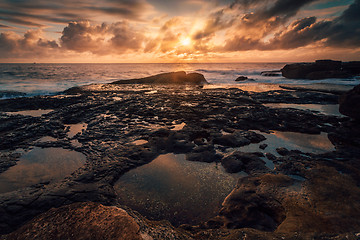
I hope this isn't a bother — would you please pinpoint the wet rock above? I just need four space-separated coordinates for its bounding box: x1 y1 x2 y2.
342 61 360 75
306 70 350 80
259 144 268 150
281 60 356 80
339 84 360 120
213 134 250 147
221 151 267 174
213 131 265 148
276 147 290 156
235 76 248 81
265 153 277 161
111 71 208 85
3 202 143 240
218 175 287 231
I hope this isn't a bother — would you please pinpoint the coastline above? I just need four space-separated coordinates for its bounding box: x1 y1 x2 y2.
0 73 360 239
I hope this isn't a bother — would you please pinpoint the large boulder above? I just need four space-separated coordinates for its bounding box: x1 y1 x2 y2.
281 60 358 80
111 71 208 85
339 84 360 120
342 61 360 75
4 202 143 240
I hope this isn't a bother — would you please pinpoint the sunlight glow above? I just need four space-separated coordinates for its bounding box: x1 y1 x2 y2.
180 37 192 47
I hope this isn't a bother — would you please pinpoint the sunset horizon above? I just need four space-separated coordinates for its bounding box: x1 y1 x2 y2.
1 0 359 63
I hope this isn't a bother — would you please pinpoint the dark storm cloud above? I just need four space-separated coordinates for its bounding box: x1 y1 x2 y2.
192 10 234 40
223 0 360 51
0 0 151 28
236 0 319 32
60 21 145 54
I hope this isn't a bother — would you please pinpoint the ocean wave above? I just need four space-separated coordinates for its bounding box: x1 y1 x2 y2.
195 69 263 76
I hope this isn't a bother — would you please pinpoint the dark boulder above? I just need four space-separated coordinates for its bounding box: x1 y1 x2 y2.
342 61 360 75
221 151 267 174
4 202 143 240
281 59 354 80
111 71 208 85
339 84 360 120
219 175 287 231
306 70 351 80
235 76 248 81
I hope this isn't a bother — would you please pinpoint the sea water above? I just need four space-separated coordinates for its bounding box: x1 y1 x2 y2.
0 63 358 98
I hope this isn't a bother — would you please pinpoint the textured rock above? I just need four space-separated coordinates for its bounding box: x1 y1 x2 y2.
281 59 357 80
4 202 143 240
221 151 267 174
235 76 248 81
111 71 208 85
339 84 360 120
218 175 288 231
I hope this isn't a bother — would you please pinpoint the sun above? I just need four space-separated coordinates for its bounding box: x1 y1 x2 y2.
180 37 192 47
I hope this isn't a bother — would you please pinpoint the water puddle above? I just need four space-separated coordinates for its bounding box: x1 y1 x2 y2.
131 140 148 145
5 109 53 117
204 83 283 92
260 156 275 170
171 122 186 131
115 153 239 226
36 136 57 142
0 147 86 193
71 139 82 147
65 123 88 138
264 103 342 116
238 131 335 157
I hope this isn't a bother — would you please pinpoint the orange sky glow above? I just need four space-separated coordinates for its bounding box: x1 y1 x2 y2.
0 0 359 63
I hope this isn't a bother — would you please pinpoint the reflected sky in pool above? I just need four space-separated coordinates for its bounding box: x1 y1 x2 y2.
115 153 241 226
237 131 335 156
0 147 86 193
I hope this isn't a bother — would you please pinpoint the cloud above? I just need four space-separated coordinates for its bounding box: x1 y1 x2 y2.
0 29 59 58
223 0 360 51
0 0 152 28
60 21 145 54
192 10 234 40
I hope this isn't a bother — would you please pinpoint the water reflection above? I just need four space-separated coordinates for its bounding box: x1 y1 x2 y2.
171 122 186 131
36 136 57 142
131 139 148 145
0 147 86 193
204 83 283 92
115 153 239 226
238 131 335 156
5 109 53 117
65 123 87 138
264 103 342 116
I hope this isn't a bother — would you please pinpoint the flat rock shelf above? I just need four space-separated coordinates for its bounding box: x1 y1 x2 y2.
0 78 360 239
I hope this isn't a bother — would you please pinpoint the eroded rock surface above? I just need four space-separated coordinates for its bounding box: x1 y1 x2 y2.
0 81 359 239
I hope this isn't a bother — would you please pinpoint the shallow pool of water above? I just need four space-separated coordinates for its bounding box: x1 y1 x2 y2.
5 109 54 117
115 153 240 226
131 139 148 145
0 147 86 193
65 123 88 138
238 131 335 157
264 103 342 116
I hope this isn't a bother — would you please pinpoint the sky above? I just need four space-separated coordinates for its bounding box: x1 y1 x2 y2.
0 0 359 63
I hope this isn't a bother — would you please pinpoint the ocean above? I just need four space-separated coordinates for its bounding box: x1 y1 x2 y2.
0 63 359 98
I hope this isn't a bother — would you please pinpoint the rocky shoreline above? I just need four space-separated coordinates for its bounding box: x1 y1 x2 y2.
1 72 360 239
